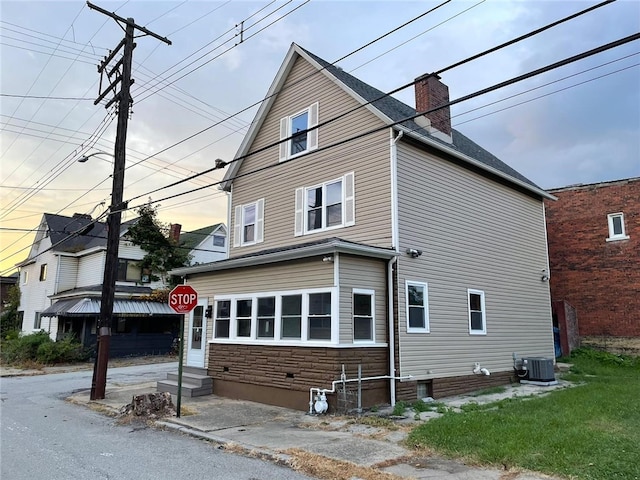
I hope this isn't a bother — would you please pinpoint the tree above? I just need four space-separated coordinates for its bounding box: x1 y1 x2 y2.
1 283 22 339
125 205 191 286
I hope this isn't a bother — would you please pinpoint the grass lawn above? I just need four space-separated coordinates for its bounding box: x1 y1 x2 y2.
407 349 640 480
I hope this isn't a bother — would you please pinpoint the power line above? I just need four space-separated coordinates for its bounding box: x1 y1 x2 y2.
0 93 94 100
122 32 640 213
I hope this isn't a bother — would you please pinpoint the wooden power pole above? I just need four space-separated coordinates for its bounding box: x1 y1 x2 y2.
88 1 170 400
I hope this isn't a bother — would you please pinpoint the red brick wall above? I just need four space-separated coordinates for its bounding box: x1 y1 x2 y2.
545 179 639 337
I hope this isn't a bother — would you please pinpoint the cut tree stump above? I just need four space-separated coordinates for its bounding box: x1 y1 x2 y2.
119 392 175 418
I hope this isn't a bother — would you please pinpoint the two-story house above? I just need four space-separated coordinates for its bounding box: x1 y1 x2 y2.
545 177 639 356
17 213 179 357
170 44 555 411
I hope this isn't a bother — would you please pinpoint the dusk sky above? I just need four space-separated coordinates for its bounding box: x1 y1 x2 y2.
1 0 639 275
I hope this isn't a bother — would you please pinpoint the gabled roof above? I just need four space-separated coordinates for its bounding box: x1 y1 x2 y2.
179 223 225 251
222 43 552 199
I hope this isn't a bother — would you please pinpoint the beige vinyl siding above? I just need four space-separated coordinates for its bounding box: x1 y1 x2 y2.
230 55 393 255
338 254 388 345
396 141 554 380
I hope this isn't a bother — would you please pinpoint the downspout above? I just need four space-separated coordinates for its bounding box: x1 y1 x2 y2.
387 256 398 406
388 128 403 406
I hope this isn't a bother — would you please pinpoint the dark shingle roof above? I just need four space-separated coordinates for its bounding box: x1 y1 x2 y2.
299 46 541 190
44 213 108 253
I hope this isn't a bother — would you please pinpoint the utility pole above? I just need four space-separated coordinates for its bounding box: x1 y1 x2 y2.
88 1 170 400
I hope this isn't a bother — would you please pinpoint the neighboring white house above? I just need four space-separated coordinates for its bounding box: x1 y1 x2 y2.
179 223 227 265
16 213 181 356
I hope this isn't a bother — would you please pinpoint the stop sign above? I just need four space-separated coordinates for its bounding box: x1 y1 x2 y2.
168 285 198 314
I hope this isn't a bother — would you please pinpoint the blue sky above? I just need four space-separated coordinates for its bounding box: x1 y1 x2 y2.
1 0 639 274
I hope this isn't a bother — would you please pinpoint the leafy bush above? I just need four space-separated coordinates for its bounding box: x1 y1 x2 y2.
392 400 407 416
1 331 89 365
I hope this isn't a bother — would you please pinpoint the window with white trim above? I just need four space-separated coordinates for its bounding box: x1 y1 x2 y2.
294 172 355 236
233 199 264 247
257 297 275 339
281 294 302 339
353 289 374 341
214 300 230 338
213 234 225 247
236 299 252 337
308 292 331 340
33 312 42 330
22 270 28 285
406 281 429 333
213 290 333 343
468 289 486 335
606 213 629 241
279 103 319 160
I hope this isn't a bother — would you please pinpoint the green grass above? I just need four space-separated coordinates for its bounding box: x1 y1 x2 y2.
407 349 640 480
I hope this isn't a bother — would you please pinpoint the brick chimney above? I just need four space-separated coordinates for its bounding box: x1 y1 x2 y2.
169 223 181 243
414 73 451 136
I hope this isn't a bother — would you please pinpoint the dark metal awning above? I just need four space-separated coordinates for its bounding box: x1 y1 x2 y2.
40 297 176 317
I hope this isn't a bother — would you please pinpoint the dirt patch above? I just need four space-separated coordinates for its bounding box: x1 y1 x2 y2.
284 449 407 480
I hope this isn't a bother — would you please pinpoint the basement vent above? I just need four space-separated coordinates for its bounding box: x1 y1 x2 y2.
524 357 555 382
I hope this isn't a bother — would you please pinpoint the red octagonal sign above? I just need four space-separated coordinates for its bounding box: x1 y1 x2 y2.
168 285 198 314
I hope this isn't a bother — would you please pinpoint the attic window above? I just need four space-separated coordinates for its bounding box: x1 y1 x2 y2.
279 103 319 161
213 234 225 247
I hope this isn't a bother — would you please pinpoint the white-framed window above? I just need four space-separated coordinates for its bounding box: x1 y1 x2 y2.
257 297 276 339
213 289 334 344
33 312 42 330
294 172 355 236
236 299 252 337
353 289 374 342
213 234 225 247
233 199 264 247
606 213 629 241
406 281 429 333
214 300 231 338
281 294 302 339
22 270 28 285
39 264 47 281
308 292 331 340
279 103 319 161
468 289 486 335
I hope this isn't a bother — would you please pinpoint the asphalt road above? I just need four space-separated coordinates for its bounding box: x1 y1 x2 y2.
0 363 312 480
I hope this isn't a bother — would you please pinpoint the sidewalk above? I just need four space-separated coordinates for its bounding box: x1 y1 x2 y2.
64 375 566 480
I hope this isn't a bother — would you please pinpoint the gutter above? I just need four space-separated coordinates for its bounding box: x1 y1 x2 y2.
170 239 397 276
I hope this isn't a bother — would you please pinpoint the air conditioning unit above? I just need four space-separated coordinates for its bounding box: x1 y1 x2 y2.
523 357 555 382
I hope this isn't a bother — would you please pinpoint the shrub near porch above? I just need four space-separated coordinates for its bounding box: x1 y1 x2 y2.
407 349 640 480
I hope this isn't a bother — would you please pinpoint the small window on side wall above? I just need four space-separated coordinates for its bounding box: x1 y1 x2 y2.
353 289 374 341
39 264 47 281
606 213 629 241
279 103 319 161
406 281 429 333
468 289 486 335
233 199 264 247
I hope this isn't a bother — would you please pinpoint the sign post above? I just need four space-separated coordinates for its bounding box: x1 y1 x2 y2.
168 285 198 417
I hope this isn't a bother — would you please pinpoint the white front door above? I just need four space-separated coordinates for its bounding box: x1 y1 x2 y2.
186 301 207 367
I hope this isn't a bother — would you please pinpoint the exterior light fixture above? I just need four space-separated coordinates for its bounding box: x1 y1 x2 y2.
406 248 422 258
541 269 550 282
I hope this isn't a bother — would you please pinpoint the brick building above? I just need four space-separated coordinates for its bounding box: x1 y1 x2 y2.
545 177 639 354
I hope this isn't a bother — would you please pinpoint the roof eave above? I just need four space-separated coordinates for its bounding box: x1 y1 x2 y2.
170 240 397 276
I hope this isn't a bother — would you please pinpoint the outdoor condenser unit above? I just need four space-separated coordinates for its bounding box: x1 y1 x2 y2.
523 357 555 382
